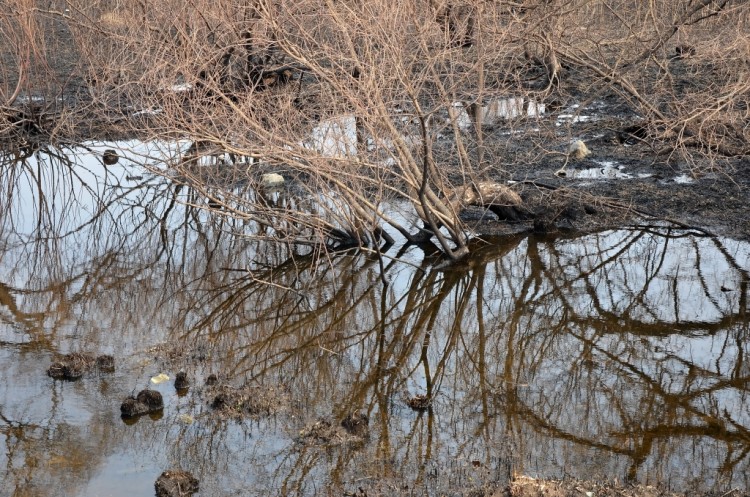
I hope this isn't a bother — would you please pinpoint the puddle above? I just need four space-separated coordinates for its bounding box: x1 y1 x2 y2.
674 173 696 184
306 115 359 157
0 145 749 496
450 97 545 130
563 160 638 179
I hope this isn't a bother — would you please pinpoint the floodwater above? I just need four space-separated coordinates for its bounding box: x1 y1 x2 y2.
1 145 749 497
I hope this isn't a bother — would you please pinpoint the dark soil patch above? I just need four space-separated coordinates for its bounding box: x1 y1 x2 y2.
471 112 750 241
46 353 115 380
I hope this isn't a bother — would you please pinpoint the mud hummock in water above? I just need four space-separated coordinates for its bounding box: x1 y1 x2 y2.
46 353 115 380
174 371 189 391
406 395 432 411
120 389 164 418
298 412 370 446
341 410 370 438
209 384 290 418
154 470 199 497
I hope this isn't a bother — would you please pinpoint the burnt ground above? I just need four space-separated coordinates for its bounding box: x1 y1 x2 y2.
463 113 750 242
3 38 748 244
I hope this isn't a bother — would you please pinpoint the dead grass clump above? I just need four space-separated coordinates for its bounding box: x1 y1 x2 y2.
154 470 199 497
297 411 369 446
47 353 115 380
209 384 290 418
406 394 432 411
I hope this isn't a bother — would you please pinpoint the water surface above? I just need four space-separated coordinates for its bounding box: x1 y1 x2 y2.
1 145 749 496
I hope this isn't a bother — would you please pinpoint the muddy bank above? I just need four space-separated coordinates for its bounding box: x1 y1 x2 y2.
345 476 748 497
467 112 750 241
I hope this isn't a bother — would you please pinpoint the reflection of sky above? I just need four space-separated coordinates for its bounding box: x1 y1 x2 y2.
545 229 742 323
3 141 177 240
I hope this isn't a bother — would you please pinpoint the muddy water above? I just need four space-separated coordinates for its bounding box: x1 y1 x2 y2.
1 146 749 496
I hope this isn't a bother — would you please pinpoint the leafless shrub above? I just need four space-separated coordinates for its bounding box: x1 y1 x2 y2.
1 0 748 257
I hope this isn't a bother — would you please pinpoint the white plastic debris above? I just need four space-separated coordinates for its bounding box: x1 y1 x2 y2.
568 139 591 159
150 373 170 384
261 173 285 188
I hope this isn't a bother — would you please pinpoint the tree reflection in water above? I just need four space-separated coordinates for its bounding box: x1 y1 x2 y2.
0 145 748 496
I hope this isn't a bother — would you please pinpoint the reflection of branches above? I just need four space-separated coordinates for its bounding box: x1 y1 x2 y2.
171 226 750 489
3 143 749 495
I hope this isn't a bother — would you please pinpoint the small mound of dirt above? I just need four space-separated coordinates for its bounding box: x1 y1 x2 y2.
95 355 115 371
47 353 115 380
102 149 119 165
154 470 199 497
174 371 189 390
341 410 369 438
120 389 164 418
209 384 289 418
137 389 164 408
406 394 432 411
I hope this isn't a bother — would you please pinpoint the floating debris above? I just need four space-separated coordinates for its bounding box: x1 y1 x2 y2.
95 355 115 372
150 373 170 384
177 414 195 425
341 410 369 438
209 384 290 418
298 411 370 446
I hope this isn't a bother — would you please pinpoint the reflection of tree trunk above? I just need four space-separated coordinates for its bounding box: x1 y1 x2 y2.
374 278 392 460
